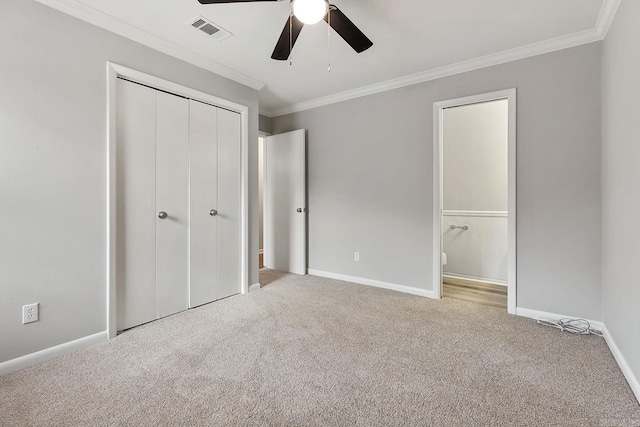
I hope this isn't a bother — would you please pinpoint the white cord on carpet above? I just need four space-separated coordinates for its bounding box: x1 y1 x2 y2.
537 317 603 337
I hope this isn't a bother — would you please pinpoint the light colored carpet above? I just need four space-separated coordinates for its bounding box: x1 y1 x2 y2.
1 270 639 426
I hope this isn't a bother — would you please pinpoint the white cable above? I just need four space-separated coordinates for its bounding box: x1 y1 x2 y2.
537 317 603 337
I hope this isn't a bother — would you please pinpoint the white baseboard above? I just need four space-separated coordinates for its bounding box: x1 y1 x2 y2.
308 269 435 299
514 308 640 405
0 331 108 376
602 325 640 404
443 273 507 287
249 283 261 293
515 307 604 331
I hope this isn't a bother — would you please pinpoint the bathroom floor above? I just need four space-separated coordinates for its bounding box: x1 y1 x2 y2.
442 276 507 309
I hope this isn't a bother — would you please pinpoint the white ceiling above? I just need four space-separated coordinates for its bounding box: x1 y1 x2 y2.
40 0 611 116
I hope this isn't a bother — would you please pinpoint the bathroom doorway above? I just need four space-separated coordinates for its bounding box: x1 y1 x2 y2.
432 89 516 313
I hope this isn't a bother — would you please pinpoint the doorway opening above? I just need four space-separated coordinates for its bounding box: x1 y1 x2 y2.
258 134 267 269
432 89 516 313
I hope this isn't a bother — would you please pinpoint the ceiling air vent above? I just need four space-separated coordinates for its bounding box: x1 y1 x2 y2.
188 16 232 41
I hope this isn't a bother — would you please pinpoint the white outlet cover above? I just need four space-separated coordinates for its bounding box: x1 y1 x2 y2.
22 303 39 324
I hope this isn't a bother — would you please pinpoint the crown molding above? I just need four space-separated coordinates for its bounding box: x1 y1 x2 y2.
34 0 620 116
268 0 619 117
35 0 266 91
596 0 621 37
259 107 275 117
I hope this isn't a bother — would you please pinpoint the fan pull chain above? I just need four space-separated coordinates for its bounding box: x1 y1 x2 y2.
327 7 331 72
289 1 293 66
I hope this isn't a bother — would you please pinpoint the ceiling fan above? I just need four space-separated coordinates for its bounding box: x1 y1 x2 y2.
197 0 373 60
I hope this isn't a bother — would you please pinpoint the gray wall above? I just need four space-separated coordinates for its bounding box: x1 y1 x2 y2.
273 42 603 320
602 0 640 395
259 114 273 134
0 0 260 363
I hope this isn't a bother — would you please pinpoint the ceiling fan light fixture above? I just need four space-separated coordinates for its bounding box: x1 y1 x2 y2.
292 0 328 25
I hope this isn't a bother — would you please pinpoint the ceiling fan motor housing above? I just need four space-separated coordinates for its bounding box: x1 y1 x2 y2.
292 0 329 25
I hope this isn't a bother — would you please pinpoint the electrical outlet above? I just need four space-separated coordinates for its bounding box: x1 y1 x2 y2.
354 252 360 262
22 303 39 324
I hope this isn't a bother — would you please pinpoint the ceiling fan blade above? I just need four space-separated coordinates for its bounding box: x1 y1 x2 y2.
198 0 277 4
271 15 304 60
324 5 372 53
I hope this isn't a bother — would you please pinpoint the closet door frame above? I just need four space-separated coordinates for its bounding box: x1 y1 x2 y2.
106 62 250 339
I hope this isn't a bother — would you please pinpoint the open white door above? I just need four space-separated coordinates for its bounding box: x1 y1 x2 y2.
264 129 307 275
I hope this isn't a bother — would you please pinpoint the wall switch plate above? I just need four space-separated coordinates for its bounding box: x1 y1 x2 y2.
22 303 39 324
354 252 360 262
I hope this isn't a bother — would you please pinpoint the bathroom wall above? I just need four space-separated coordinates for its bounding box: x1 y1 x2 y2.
442 99 509 284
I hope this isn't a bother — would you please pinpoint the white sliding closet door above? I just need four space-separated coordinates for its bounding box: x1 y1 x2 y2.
190 104 241 305
116 78 241 331
116 79 157 330
155 92 190 318
189 100 219 307
116 80 190 331
217 109 242 299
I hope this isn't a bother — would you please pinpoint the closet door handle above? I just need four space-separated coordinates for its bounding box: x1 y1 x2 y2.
210 209 218 217
158 211 168 220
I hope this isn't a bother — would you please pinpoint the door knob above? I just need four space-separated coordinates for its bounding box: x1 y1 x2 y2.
296 208 303 213
210 209 218 217
158 211 168 220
